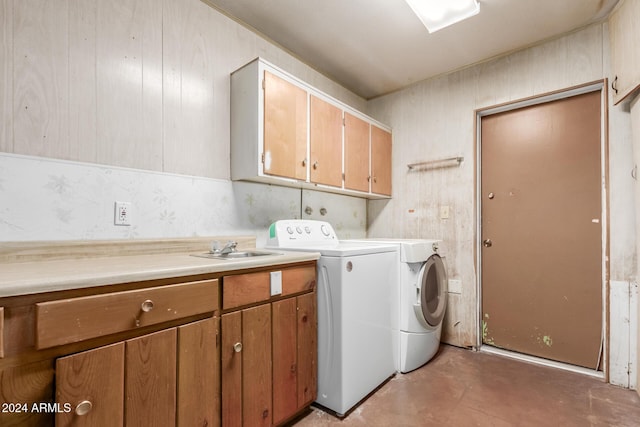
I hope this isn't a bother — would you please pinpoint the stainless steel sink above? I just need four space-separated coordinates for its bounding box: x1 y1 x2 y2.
191 250 283 260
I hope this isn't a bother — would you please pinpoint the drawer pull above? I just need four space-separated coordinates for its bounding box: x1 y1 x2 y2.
233 342 243 353
135 300 155 327
75 400 92 416
141 299 154 312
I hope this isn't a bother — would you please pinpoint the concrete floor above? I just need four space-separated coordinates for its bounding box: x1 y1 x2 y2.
293 345 640 426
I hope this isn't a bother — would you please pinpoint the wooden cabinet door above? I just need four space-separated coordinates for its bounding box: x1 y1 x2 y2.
56 342 125 427
371 125 392 196
222 305 273 427
221 311 243 427
297 292 317 408
263 71 308 181
177 318 219 427
272 298 298 425
344 112 370 193
273 292 317 425
610 0 640 104
125 329 177 426
310 95 343 187
242 304 272 427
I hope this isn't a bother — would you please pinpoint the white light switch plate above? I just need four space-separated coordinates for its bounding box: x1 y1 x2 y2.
270 271 282 296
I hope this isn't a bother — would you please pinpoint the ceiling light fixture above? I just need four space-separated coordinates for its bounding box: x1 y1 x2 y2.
405 0 480 33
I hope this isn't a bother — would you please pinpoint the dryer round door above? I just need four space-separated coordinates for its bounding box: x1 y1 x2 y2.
416 254 448 328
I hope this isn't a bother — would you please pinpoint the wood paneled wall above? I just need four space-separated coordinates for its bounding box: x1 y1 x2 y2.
0 0 366 179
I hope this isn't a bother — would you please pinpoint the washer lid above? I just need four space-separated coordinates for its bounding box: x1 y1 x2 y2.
415 254 448 328
344 238 442 262
267 241 397 256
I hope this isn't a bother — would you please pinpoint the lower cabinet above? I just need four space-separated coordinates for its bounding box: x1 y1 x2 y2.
55 318 219 427
221 292 317 426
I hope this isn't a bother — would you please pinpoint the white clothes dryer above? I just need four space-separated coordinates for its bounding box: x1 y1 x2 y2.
347 239 448 373
266 220 397 416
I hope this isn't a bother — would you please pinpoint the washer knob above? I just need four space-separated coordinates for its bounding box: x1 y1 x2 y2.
320 224 330 236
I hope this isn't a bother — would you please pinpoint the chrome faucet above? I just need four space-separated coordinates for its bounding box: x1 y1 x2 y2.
211 240 238 255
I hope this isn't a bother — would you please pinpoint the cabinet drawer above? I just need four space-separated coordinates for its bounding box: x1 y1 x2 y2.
35 279 218 349
222 265 316 310
282 265 316 296
222 272 270 310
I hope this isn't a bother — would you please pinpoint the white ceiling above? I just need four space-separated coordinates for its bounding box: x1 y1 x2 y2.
204 0 619 99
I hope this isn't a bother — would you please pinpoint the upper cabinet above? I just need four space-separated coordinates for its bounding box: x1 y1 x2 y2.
609 0 640 105
231 58 392 199
263 71 308 181
309 95 343 188
344 112 371 193
371 125 392 196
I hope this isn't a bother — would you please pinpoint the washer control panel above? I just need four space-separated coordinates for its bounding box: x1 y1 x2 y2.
267 220 338 247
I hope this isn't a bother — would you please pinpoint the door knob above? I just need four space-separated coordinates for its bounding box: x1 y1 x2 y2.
483 239 492 247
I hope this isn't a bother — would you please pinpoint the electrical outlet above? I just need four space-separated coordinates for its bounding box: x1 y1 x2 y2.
114 201 132 226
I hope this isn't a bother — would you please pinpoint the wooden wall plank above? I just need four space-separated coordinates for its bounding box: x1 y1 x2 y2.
610 280 631 387
162 0 217 177
0 0 13 153
13 0 70 159
69 0 98 162
96 0 162 170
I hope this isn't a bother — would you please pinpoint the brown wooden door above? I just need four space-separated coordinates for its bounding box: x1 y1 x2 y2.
177 318 219 427
263 71 307 181
56 342 125 426
371 125 392 196
125 329 177 425
344 112 370 192
481 90 602 369
310 95 343 187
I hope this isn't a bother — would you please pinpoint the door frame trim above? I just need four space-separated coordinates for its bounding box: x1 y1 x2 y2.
474 80 609 378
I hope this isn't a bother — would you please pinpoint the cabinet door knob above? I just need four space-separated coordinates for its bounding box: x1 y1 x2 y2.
233 342 243 353
313 161 319 170
373 176 377 183
75 400 93 416
483 239 492 248
302 158 307 167
141 299 154 312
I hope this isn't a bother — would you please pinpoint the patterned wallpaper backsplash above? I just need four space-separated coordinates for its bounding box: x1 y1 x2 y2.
0 153 366 244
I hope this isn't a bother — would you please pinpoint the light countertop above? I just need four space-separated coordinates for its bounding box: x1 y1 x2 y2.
0 249 320 298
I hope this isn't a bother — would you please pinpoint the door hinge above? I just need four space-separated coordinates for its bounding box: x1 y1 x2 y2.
342 173 345 180
262 79 265 90
343 117 346 126
261 152 265 163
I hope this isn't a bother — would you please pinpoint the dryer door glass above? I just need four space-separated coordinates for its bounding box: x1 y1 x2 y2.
419 255 448 327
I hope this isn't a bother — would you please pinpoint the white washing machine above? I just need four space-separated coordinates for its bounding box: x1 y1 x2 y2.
266 220 397 416
348 239 448 373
